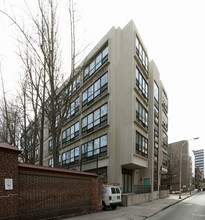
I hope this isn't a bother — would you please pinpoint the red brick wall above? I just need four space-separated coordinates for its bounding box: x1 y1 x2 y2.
0 144 102 219
0 143 20 219
18 164 102 219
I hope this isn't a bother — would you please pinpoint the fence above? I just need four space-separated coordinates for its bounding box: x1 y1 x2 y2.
159 185 168 191
0 143 102 220
133 185 151 194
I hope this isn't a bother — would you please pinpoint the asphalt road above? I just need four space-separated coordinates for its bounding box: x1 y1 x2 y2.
147 191 205 220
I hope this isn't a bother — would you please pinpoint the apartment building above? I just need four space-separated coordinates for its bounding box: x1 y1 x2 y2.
31 20 168 195
193 149 204 175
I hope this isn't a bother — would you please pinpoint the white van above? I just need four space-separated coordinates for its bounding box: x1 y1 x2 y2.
102 185 122 210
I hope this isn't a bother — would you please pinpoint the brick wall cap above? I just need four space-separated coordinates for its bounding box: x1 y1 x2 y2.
0 142 21 153
18 163 98 177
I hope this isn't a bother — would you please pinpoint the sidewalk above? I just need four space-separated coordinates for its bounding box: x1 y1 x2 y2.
62 191 197 220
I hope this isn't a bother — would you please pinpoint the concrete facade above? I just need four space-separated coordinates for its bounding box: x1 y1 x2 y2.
26 20 168 196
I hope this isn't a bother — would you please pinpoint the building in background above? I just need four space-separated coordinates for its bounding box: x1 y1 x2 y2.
24 20 168 198
168 141 194 192
193 149 204 176
195 167 203 189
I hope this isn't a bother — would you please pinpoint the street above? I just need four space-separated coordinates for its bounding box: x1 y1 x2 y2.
63 191 197 220
147 191 205 220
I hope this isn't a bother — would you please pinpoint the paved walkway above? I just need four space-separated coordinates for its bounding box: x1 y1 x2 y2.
63 191 198 220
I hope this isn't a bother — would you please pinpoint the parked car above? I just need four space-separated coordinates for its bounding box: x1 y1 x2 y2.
102 184 122 210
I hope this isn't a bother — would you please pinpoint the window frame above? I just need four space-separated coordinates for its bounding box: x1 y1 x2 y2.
83 45 108 82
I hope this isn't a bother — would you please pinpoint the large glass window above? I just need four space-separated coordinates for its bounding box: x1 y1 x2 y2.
81 134 108 161
82 103 108 135
122 168 132 193
162 90 168 111
62 146 79 167
136 67 148 100
162 111 168 129
136 36 148 73
62 121 79 145
136 98 148 129
48 139 53 153
82 72 108 108
64 97 80 121
48 158 54 167
55 114 60 128
154 81 159 102
65 75 80 96
84 45 108 81
35 148 39 160
136 131 148 158
94 109 100 126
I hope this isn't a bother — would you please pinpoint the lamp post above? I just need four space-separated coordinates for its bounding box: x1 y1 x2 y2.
179 137 199 199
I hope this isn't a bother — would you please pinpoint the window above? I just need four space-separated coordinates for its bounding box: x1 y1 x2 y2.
162 111 168 129
65 75 81 96
163 132 168 148
94 138 100 155
136 131 148 158
35 148 39 160
81 134 108 161
62 121 80 145
136 98 148 129
62 146 79 167
82 103 108 135
162 90 168 111
55 114 60 128
122 168 132 193
94 79 100 97
136 36 148 73
48 158 54 167
154 81 159 102
136 67 148 100
84 45 108 81
94 108 100 126
64 97 80 121
84 167 107 183
82 72 108 108
48 139 53 153
162 152 168 166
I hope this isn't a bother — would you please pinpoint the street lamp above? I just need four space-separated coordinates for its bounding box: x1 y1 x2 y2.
179 137 199 199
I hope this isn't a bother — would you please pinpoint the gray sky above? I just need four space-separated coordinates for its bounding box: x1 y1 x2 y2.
0 0 204 150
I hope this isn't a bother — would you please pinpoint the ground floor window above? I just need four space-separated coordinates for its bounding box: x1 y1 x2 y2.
122 168 132 193
84 166 107 183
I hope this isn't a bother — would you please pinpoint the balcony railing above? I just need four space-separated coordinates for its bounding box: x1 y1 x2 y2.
133 185 151 194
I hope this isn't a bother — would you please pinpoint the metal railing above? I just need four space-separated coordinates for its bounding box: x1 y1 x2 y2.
159 185 168 191
133 185 151 194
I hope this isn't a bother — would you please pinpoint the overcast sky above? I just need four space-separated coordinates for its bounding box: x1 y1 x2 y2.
0 0 204 151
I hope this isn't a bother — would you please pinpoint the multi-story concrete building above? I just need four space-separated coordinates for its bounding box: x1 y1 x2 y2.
30 20 168 196
193 149 204 175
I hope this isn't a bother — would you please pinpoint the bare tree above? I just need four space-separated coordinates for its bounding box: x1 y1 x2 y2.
0 0 87 167
167 146 180 193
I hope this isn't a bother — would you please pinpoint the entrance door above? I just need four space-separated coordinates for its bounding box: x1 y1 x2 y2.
144 178 150 193
144 178 150 185
122 168 132 193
